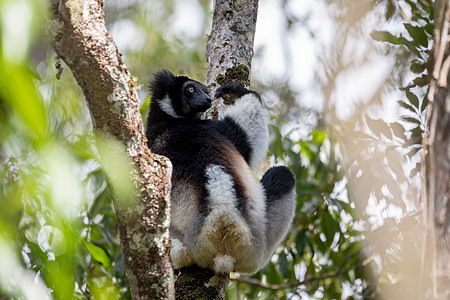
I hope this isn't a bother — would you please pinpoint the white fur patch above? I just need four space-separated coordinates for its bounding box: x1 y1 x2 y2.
191 164 263 274
220 94 269 169
213 255 235 273
171 238 194 269
205 164 236 206
158 96 182 118
239 166 266 229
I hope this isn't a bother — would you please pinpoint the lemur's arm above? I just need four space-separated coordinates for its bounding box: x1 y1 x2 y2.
211 85 269 170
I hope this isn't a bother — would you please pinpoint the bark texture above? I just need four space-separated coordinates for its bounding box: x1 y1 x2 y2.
174 0 259 299
52 1 174 299
205 0 259 119
420 0 450 298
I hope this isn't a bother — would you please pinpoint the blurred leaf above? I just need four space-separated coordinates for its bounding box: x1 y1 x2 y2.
410 162 421 178
89 187 111 218
266 262 283 284
0 63 47 137
407 147 420 159
366 118 392 139
278 252 290 277
83 240 111 267
87 276 121 300
390 122 406 139
311 130 326 145
385 0 396 20
298 141 314 162
295 230 308 257
321 211 338 246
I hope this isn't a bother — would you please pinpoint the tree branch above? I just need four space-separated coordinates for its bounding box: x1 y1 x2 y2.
231 253 376 292
52 1 174 299
205 0 259 118
420 1 450 298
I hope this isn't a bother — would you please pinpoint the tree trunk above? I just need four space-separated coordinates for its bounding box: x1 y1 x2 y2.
174 0 259 299
52 1 174 299
420 1 450 298
205 0 259 119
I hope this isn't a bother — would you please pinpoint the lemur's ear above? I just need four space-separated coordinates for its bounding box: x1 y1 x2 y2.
149 69 176 99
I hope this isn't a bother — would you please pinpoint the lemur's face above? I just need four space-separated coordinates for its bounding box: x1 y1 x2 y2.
151 69 212 119
179 80 212 116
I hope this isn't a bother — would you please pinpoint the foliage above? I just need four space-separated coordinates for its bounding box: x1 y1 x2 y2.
326 0 434 298
0 0 128 298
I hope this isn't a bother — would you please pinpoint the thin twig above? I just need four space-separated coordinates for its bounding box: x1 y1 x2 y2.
230 253 376 291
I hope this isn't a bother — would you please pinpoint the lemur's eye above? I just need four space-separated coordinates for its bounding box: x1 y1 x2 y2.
187 86 195 93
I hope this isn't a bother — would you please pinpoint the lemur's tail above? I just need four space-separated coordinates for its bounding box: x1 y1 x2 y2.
260 166 296 261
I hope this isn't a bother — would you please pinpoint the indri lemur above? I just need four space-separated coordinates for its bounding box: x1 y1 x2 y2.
146 69 296 274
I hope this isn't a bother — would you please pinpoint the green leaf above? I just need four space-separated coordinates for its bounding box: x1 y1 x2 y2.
424 23 434 35
298 141 314 163
89 187 111 218
410 59 426 74
310 130 326 145
370 31 399 44
385 0 396 20
321 211 338 246
0 63 47 137
420 97 429 112
411 126 424 144
295 230 308 257
406 90 420 108
266 262 283 284
411 75 429 87
278 252 290 277
404 24 428 48
370 31 422 58
398 100 417 113
83 240 111 267
402 116 421 125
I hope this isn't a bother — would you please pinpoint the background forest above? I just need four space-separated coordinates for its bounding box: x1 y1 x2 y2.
0 0 439 299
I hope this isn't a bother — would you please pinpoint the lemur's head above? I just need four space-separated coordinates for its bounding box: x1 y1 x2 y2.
150 69 212 118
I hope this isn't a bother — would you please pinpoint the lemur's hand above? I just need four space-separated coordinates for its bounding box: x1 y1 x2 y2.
215 84 261 103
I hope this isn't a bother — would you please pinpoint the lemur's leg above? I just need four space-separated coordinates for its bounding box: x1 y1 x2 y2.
171 238 194 269
212 85 268 170
260 166 296 263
